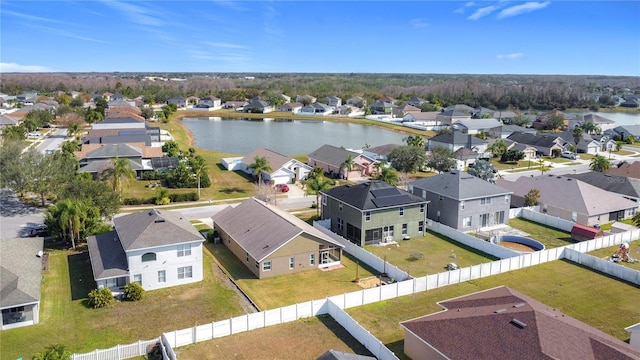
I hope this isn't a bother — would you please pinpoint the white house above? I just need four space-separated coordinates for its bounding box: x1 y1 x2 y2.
87 209 205 295
238 148 313 184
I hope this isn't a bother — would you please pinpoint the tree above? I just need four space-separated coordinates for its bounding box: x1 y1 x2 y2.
85 109 103 124
468 159 497 183
500 149 525 163
632 211 640 227
510 115 532 127
140 107 155 120
375 166 399 186
388 145 427 174
60 140 81 155
162 140 181 158
590 154 610 172
248 156 272 185
190 155 208 199
303 175 335 217
524 188 540 206
46 199 86 249
31 343 71 360
425 146 456 173
537 158 551 175
66 122 82 139
339 154 355 180
1 125 26 141
545 114 565 131
101 157 135 199
581 121 599 135
58 177 120 220
488 139 508 159
0 139 30 196
572 126 583 145
403 135 425 148
27 151 77 206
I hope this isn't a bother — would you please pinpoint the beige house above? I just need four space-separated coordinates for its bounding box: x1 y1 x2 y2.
212 198 344 279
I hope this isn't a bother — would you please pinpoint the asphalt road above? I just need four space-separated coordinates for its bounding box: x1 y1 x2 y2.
0 189 45 239
35 127 68 154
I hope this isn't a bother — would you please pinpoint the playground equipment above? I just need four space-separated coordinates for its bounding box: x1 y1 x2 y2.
610 243 638 264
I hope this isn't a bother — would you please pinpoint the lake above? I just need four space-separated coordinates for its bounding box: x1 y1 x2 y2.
564 111 639 126
181 117 408 155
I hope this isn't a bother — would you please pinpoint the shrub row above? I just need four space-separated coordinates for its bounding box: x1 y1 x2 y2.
122 192 199 205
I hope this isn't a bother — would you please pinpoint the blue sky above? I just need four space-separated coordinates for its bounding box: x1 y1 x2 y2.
1 1 638 75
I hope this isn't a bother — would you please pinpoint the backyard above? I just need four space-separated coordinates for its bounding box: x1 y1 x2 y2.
587 240 640 270
507 217 575 248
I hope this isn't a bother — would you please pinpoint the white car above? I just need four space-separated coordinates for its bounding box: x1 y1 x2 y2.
27 132 42 138
561 151 577 160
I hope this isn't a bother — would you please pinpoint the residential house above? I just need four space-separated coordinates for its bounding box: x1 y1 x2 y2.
567 113 615 131
435 109 472 125
497 174 638 226
493 110 519 122
533 109 567 130
300 102 333 115
620 95 640 108
392 104 420 118
76 143 157 177
504 142 537 160
321 181 429 246
237 148 313 184
369 101 395 115
198 96 222 109
505 132 567 157
321 96 342 107
500 125 536 139
362 144 401 162
276 102 303 113
472 107 496 118
1 238 43 330
275 94 291 103
87 209 205 294
444 104 475 114
222 101 248 111
453 118 502 138
91 116 146 130
295 94 317 104
608 160 640 180
110 93 126 102
212 198 344 279
335 104 365 117
591 134 617 152
401 112 441 130
566 171 640 203
406 97 426 108
377 96 396 104
0 114 19 129
427 132 489 154
400 286 640 360
408 171 512 230
453 147 481 170
167 96 188 108
612 125 640 142
308 144 376 179
346 96 366 108
244 99 273 113
557 130 601 154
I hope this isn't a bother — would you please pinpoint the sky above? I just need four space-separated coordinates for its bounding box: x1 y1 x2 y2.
1 1 639 76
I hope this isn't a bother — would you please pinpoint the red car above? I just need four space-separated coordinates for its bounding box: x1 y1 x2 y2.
275 184 290 193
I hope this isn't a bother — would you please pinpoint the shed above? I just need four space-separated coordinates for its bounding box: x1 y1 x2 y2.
571 223 604 241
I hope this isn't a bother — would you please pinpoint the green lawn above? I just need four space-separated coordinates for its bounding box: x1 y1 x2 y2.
508 218 575 248
205 243 377 310
347 260 640 359
1 243 246 360
364 232 498 277
587 240 640 270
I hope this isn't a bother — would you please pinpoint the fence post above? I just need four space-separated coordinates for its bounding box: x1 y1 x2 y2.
116 344 121 359
192 325 196 344
212 320 215 338
93 349 98 360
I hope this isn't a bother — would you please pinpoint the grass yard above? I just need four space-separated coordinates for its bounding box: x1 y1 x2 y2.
508 218 575 248
587 240 640 270
347 259 640 360
205 243 377 310
1 243 246 360
176 314 373 360
364 232 498 277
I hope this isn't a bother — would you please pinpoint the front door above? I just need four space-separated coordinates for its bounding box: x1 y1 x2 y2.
480 213 489 227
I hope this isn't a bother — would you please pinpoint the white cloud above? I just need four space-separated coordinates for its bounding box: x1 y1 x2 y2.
2 10 67 25
498 1 551 19
411 19 429 29
468 4 500 20
99 0 164 26
0 62 53 72
497 53 524 59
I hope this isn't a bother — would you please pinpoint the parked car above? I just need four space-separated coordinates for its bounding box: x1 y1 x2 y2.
29 225 49 237
561 151 577 160
275 184 290 193
27 132 42 138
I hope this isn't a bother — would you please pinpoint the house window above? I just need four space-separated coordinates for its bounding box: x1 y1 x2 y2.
383 226 394 238
365 212 371 221
141 252 156 262
322 193 327 206
310 253 315 265
418 221 424 232
158 270 166 283
495 211 505 224
419 204 425 213
339 203 343 211
263 261 271 271
399 207 404 216
178 266 192 279
460 201 465 210
133 274 142 285
481 197 491 205
177 244 191 257
337 218 344 231
463 216 472 228
402 223 408 235
245 252 249 262
289 257 295 270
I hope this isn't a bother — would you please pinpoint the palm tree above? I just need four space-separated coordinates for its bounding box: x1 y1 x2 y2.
581 121 597 134
248 156 272 185
340 154 355 180
537 158 550 175
102 157 135 199
303 175 335 217
590 154 610 172
190 155 207 199
403 135 425 148
66 122 82 140
572 127 584 146
55 199 85 250
375 166 399 186
32 343 71 360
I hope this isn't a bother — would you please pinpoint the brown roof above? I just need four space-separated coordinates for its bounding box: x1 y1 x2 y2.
608 161 640 180
401 286 640 360
571 223 603 239
241 148 291 170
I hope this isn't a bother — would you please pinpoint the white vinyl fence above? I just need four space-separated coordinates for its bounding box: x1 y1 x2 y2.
426 221 521 259
71 339 160 360
520 208 574 232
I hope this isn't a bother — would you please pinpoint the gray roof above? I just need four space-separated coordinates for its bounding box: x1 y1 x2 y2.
212 198 343 262
501 125 536 135
429 132 488 146
409 171 511 200
87 134 151 146
497 175 638 216
308 144 361 168
365 143 400 157
439 109 470 117
455 118 502 131
242 148 291 171
0 114 19 126
0 238 43 308
614 125 640 137
114 209 204 251
322 180 427 211
574 113 615 125
566 171 640 199
87 231 129 280
444 104 475 113
99 117 143 124
85 144 142 159
506 132 565 148
79 158 143 173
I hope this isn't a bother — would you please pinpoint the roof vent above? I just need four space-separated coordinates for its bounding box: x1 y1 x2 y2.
513 303 525 308
511 319 527 328
154 218 165 223
567 178 572 181
495 308 507 314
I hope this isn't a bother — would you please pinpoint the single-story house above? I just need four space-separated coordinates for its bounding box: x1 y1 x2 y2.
612 125 640 142
571 223 604 241
345 96 366 107
87 209 205 294
300 102 333 115
296 94 317 104
1 238 43 330
167 96 188 108
400 286 640 360
392 104 421 118
362 143 401 162
222 101 248 110
500 124 536 139
308 144 376 179
566 171 640 203
276 102 303 113
428 132 489 154
212 198 344 279
436 109 472 125
608 160 640 180
406 97 426 108
453 118 502 137
0 114 19 129
198 96 222 109
236 148 313 184
244 99 273 113
506 132 567 157
321 96 342 107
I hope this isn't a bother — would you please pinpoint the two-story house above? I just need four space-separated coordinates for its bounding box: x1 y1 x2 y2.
87 209 205 295
321 181 429 246
408 171 512 230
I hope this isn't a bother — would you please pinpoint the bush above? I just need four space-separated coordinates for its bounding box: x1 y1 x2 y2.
169 192 198 202
141 171 169 181
122 197 155 205
123 282 144 301
206 229 219 243
88 288 114 308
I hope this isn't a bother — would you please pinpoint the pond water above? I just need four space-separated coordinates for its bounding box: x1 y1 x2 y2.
563 111 639 126
181 117 408 155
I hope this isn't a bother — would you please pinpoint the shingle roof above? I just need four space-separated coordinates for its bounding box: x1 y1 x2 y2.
497 175 638 216
409 171 511 200
455 118 502 130
614 125 640 137
86 231 129 280
0 114 19 126
322 180 427 211
79 158 143 173
365 143 400 157
400 286 640 360
0 238 43 308
212 198 343 262
114 209 204 251
85 144 142 159
308 144 361 168
429 132 489 146
242 148 291 171
506 132 565 148
608 160 640 179
566 171 640 199
501 125 536 135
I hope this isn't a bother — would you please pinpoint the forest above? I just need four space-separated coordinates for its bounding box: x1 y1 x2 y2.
2 72 639 111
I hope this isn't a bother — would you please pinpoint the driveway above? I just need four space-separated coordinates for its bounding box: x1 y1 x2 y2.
0 189 45 239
